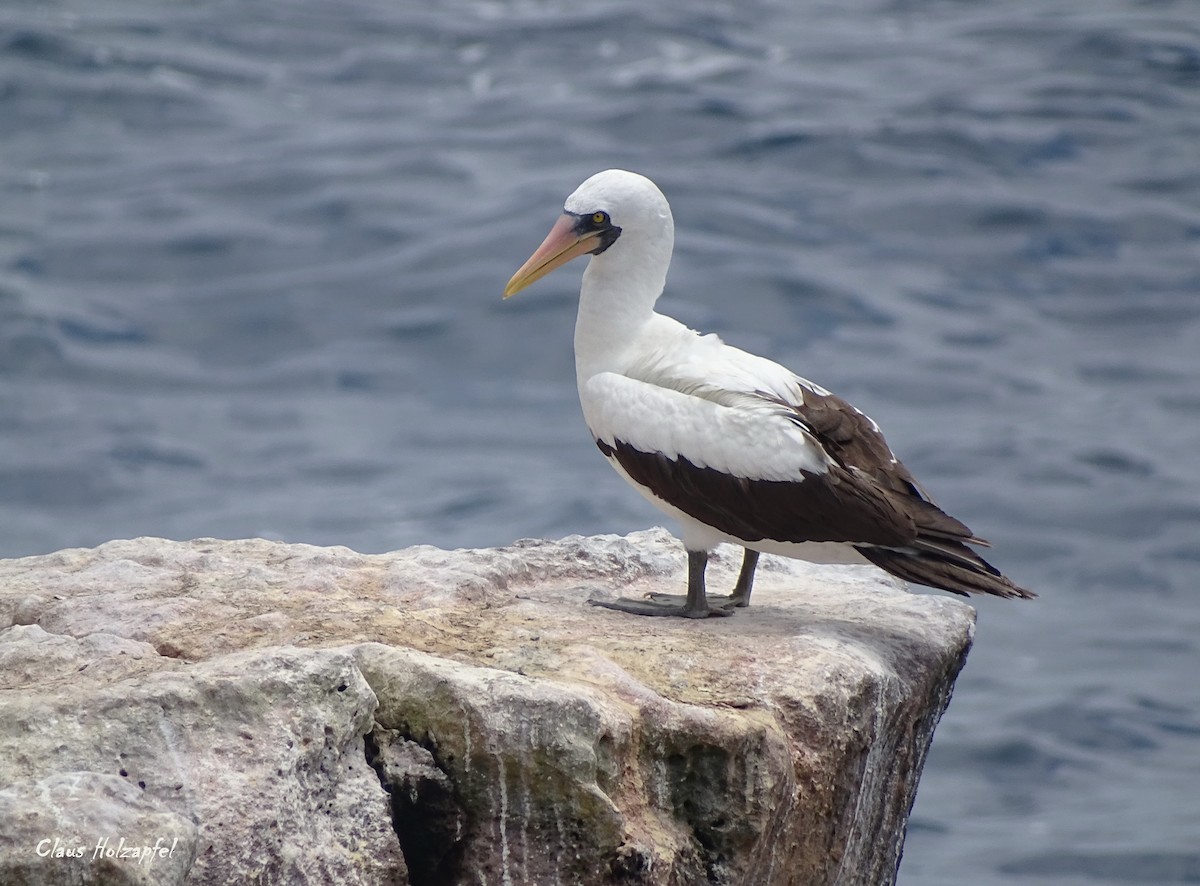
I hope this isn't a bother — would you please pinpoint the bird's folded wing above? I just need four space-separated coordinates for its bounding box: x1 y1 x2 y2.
581 371 917 546
582 371 828 480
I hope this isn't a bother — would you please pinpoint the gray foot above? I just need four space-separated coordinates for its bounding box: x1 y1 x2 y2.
646 591 747 611
588 595 732 619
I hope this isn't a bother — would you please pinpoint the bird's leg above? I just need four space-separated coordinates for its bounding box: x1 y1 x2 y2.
727 549 759 608
588 549 731 618
682 549 715 616
649 548 759 609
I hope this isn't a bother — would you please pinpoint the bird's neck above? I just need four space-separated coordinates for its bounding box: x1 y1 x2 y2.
573 244 668 385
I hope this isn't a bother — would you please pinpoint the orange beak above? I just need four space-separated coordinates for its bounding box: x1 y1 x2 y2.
503 214 605 298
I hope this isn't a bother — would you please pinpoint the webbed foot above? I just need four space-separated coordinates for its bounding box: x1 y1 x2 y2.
645 591 745 611
586 549 752 619
588 595 731 619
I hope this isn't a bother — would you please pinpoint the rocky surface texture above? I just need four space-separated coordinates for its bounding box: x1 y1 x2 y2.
0 528 975 885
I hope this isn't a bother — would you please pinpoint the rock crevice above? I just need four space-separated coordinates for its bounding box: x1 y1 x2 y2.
364 724 467 886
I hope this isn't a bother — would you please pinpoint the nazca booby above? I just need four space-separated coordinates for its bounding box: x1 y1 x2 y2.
504 169 1033 618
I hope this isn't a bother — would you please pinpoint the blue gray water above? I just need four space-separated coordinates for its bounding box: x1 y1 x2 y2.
3 0 1198 882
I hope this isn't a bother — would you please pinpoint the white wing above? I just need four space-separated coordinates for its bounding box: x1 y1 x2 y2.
580 315 834 481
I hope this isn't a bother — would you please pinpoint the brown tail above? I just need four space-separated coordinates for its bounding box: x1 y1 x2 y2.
856 538 1035 600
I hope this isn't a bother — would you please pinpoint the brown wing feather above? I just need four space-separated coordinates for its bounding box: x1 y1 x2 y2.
857 544 1035 599
597 438 913 547
763 386 982 543
774 386 1034 598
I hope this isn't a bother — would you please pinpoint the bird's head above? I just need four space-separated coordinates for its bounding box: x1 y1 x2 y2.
504 169 674 298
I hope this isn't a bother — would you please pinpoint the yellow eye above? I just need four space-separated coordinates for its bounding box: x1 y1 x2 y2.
592 211 608 225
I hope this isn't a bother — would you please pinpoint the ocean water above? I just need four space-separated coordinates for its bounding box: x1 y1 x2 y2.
2 0 1198 882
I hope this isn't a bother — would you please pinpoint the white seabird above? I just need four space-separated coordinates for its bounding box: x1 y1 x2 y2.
504 169 1034 618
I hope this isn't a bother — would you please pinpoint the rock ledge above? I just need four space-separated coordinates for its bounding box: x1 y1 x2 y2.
0 529 974 885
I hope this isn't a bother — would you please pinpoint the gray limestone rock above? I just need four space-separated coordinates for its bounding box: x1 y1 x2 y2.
0 771 197 886
0 529 975 885
0 630 406 886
